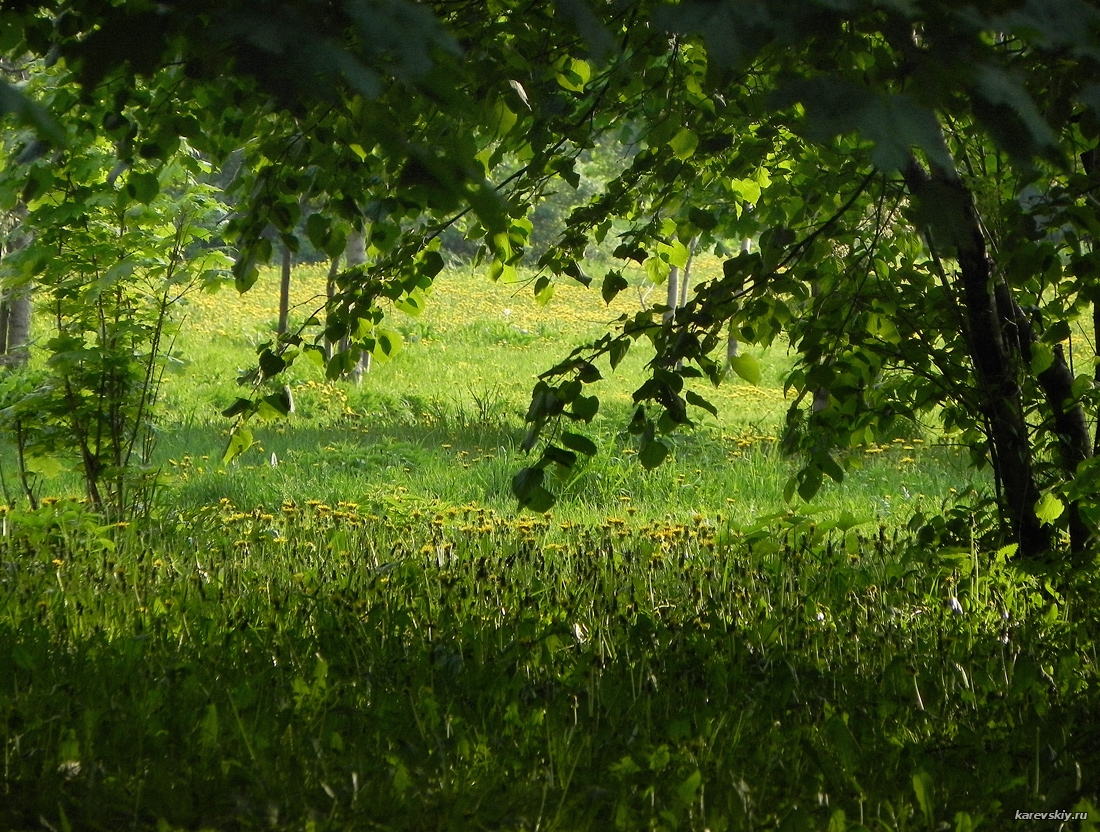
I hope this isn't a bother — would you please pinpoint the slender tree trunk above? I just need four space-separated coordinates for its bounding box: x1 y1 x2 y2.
324 253 341 362
678 235 699 309
664 264 680 325
277 243 292 335
905 155 1049 557
343 227 370 383
728 237 750 364
810 281 829 413
0 204 32 368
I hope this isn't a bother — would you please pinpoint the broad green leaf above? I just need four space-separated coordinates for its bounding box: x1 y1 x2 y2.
306 213 331 250
222 426 254 465
685 389 718 417
512 466 555 511
677 769 702 805
912 770 934 828
645 255 670 284
729 178 761 204
571 394 599 422
1035 492 1064 524
544 445 578 469
258 349 288 379
658 239 691 269
797 466 823 501
728 353 762 385
25 455 65 478
560 431 598 456
688 207 717 231
638 437 668 469
371 329 403 360
602 270 629 304
258 390 293 419
221 397 255 418
670 127 698 160
1030 342 1055 375
608 339 630 370
825 714 859 772
127 171 160 205
489 99 518 138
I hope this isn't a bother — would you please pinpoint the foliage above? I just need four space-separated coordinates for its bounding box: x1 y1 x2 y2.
0 69 232 516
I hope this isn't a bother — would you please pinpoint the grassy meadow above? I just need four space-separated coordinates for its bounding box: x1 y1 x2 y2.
2 262 1098 831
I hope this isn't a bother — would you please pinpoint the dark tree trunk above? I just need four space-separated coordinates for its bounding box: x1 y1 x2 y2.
996 283 1094 552
905 156 1050 557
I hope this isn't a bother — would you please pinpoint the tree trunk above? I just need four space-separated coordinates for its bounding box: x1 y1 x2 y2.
277 243 292 335
727 238 751 363
0 205 32 368
324 253 341 361
663 264 680 325
905 156 1049 557
678 235 699 309
343 228 370 383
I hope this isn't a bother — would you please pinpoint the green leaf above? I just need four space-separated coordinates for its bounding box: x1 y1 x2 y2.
609 339 630 370
534 275 554 306
371 329 403 360
306 213 331 250
825 714 859 772
688 207 717 231
729 178 761 204
489 98 518 138
570 394 599 422
677 769 702 805
258 349 287 379
602 269 629 304
670 127 698 160
685 389 718 417
1035 492 1064 525
25 455 65 478
199 704 219 749
418 250 445 279
1030 342 1055 375
258 390 293 419
126 171 160 205
797 466 823 501
912 770 934 828
222 426 254 465
544 445 578 469
560 431 598 456
512 466 555 511
638 437 668 469
221 397 255 418
728 353 762 385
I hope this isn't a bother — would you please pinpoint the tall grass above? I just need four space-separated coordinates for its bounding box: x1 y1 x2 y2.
1 494 1097 829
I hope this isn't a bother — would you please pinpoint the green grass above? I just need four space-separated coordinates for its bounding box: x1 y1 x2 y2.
4 264 1096 830
1 495 1097 829
141 262 987 528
